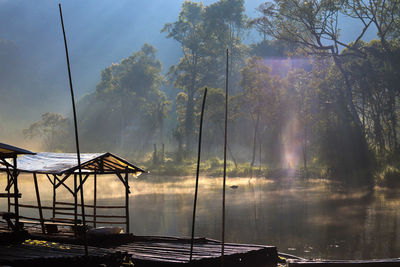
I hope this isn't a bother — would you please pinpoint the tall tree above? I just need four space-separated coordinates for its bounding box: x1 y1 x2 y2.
240 57 279 167
252 0 371 130
162 2 205 150
79 44 169 153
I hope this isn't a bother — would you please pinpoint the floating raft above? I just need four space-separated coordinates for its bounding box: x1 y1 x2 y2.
111 235 278 266
0 239 127 267
288 259 400 267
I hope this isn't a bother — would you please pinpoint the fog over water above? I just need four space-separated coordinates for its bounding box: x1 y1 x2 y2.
1 174 399 260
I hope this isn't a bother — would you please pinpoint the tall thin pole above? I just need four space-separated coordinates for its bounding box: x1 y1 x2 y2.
7 173 10 213
93 173 97 228
125 172 130 234
58 3 88 256
189 88 208 261
13 156 19 231
221 49 229 264
33 173 45 234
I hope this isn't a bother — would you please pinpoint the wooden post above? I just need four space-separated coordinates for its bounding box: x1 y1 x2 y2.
93 173 97 228
33 173 45 234
13 156 20 231
74 173 78 236
125 172 130 234
7 173 10 213
53 175 56 218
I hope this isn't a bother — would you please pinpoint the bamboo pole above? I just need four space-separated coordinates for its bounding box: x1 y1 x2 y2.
221 49 229 264
59 3 88 255
7 173 10 213
74 174 78 236
93 173 97 228
33 173 45 234
12 156 20 231
125 172 130 233
189 88 207 262
53 175 56 218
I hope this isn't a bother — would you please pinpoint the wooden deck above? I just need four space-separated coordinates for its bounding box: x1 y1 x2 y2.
0 240 127 267
1 221 278 266
112 236 278 267
288 259 400 267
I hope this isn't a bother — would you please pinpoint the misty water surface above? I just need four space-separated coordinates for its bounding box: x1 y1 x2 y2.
1 173 399 260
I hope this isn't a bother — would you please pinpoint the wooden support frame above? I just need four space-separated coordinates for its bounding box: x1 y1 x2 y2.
125 172 130 234
74 174 78 236
53 174 74 195
93 173 97 228
7 173 10 212
75 173 90 193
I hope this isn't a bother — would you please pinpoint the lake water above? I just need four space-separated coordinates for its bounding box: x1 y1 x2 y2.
1 173 399 260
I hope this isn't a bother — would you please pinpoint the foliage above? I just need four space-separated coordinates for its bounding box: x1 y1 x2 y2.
78 44 170 153
162 0 249 150
23 112 72 151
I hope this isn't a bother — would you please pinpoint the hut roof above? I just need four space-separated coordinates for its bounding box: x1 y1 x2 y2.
0 152 146 175
0 143 35 158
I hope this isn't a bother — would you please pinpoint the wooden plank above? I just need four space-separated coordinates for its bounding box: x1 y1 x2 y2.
0 193 21 198
54 211 126 218
10 203 74 210
288 259 400 267
56 201 126 209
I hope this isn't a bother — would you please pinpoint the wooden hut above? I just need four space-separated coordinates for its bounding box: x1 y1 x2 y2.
0 151 146 236
0 143 35 231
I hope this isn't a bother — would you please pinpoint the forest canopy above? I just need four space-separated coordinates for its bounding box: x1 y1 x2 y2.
20 0 400 186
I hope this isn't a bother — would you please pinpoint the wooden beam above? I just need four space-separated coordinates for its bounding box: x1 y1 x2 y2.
55 211 126 219
93 173 97 228
0 193 21 198
45 173 55 185
7 173 10 212
33 173 45 234
52 175 56 218
54 173 72 189
116 172 130 193
12 156 20 231
55 202 126 209
74 174 78 236
53 174 74 196
125 172 130 234
75 173 90 193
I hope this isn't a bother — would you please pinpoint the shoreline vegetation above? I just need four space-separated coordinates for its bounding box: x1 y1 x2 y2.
138 152 400 189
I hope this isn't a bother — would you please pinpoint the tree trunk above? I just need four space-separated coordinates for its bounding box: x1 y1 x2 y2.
251 112 260 167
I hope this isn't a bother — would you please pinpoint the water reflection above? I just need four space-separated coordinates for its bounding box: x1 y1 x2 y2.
0 173 399 260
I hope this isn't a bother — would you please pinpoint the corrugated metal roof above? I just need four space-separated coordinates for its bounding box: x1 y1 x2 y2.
0 152 146 175
0 143 35 157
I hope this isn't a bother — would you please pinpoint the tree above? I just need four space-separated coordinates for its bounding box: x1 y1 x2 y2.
240 57 279 167
78 44 169 153
162 0 249 152
252 0 372 130
23 112 72 151
162 2 205 151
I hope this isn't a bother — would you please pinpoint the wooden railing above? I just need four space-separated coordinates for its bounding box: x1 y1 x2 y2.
11 201 128 230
